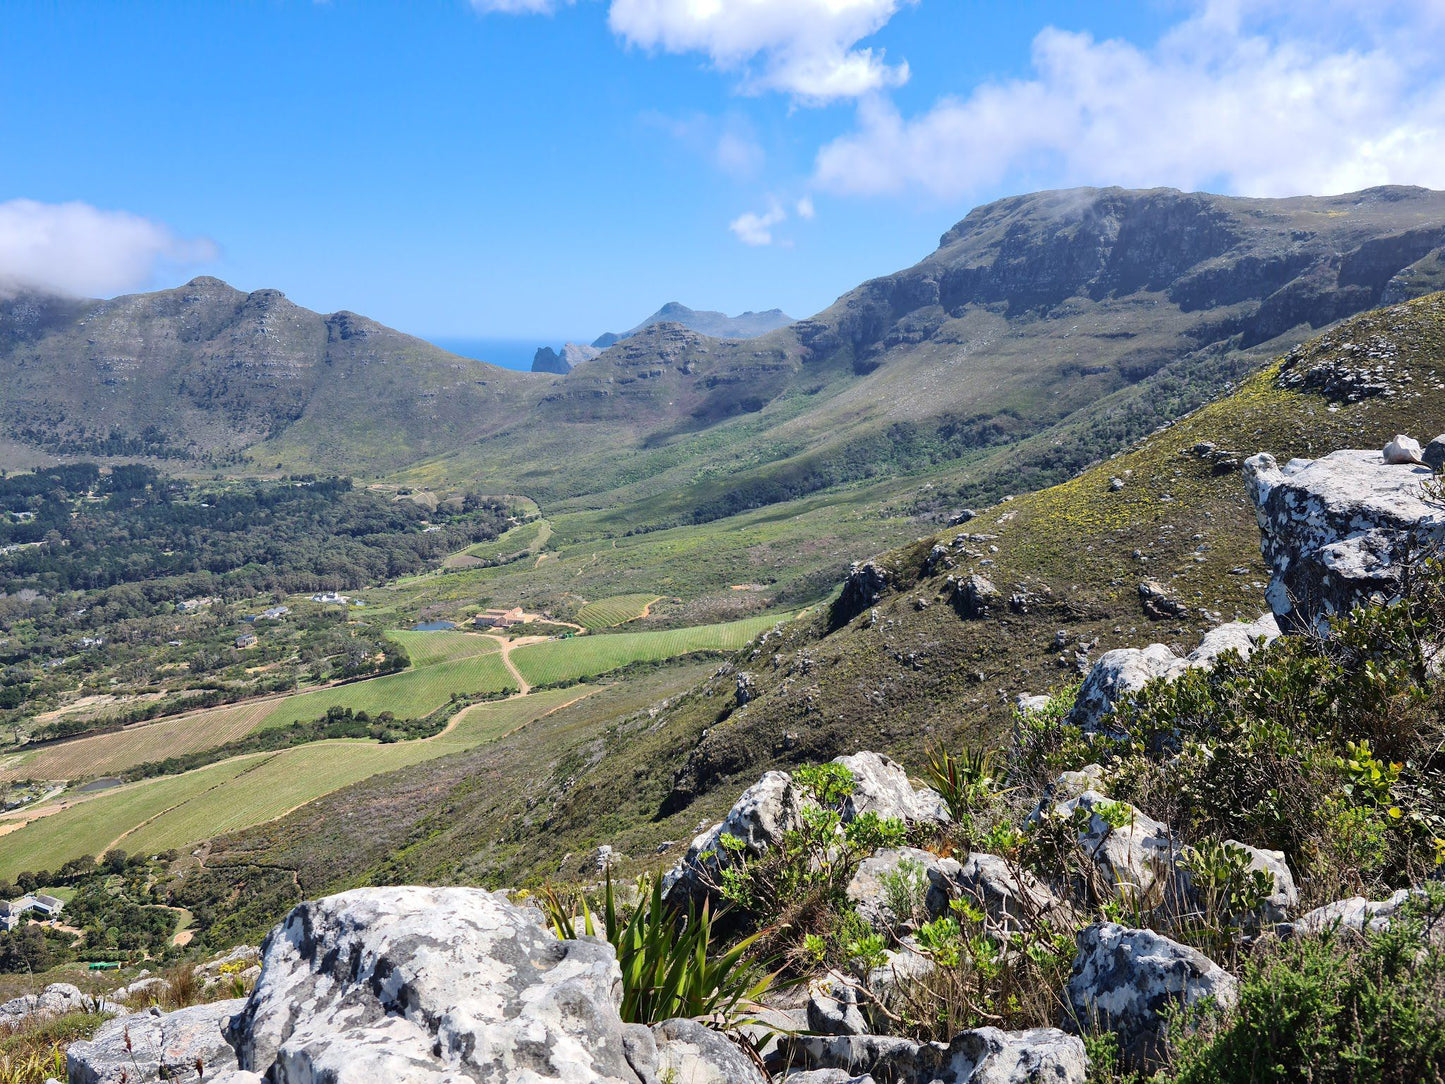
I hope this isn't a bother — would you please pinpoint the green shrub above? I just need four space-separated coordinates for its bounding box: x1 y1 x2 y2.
707 764 908 934
1170 891 1445 1083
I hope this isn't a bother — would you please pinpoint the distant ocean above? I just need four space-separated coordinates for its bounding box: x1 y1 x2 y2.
427 336 586 372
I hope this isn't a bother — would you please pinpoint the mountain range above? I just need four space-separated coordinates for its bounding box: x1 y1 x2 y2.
528 302 795 374
591 301 794 348
2 186 1443 532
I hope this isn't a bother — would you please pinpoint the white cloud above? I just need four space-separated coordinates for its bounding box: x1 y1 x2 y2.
815 2 1445 200
795 195 816 220
0 200 217 298
608 0 911 102
729 200 788 246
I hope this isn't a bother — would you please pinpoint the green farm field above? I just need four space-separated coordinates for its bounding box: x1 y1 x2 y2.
0 687 594 879
386 629 500 667
575 594 661 629
0 615 781 786
510 612 789 687
0 699 276 784
442 519 549 569
257 651 517 730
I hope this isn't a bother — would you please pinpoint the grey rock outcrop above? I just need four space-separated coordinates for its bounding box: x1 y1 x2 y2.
531 345 571 374
1069 614 1279 736
662 770 801 908
955 575 1001 619
1293 888 1413 935
846 847 957 931
1037 792 1183 904
651 1017 767 1084
953 852 1073 935
562 341 602 368
785 1026 1087 1084
1424 433 1445 472
1 982 113 1023
836 751 950 827
1216 841 1297 924
1245 448 1445 636
835 561 892 625
226 886 643 1083
68 1000 245 1084
664 754 947 909
1066 923 1236 1070
807 971 871 1037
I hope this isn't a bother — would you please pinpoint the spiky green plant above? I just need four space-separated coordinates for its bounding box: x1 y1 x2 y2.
924 745 1000 822
542 872 777 1028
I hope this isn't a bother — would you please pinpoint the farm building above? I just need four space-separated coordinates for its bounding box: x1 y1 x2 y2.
475 606 526 629
235 632 258 649
2 893 65 931
311 592 350 605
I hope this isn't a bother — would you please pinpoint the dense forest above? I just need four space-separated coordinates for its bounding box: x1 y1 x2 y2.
0 465 514 743
0 464 509 595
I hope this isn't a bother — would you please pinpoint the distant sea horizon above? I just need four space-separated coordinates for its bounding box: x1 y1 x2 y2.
426 336 590 372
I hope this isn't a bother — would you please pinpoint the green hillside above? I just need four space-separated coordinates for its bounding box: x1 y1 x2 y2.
190 291 1445 900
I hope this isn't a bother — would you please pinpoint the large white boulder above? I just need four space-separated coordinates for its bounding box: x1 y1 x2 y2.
664 753 948 908
1069 615 1279 737
226 887 644 1084
1245 449 1445 636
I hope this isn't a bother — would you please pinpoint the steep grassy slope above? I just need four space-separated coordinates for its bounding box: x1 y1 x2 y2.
191 292 1445 897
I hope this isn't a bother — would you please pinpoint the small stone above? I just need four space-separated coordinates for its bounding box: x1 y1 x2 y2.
1383 434 1425 464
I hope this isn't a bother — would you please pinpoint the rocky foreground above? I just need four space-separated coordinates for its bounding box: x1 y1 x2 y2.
58 436 1445 1083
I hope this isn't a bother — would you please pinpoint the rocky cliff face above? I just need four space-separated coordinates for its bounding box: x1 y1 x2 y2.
0 277 532 471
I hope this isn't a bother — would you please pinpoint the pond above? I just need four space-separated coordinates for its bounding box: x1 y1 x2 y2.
412 621 457 631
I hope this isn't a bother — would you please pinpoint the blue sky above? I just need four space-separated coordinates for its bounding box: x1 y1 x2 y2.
1 1 1442 351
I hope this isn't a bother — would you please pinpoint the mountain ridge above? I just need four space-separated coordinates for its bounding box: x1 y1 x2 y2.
2 186 1444 541
591 301 794 348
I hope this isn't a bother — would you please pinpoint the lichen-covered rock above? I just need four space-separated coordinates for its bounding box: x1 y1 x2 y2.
1221 840 1297 923
956 575 1001 619
665 754 947 909
663 771 801 907
1039 792 1183 903
1070 645 1189 737
835 561 892 625
1293 888 1414 935
835 751 949 827
847 847 958 931
952 853 1073 935
807 971 871 1038
1 983 114 1023
1069 615 1278 736
784 1026 1086 1083
1245 449 1445 636
226 887 643 1084
1138 580 1185 618
1052 764 1107 800
67 1000 245 1084
652 1017 767 1084
1066 923 1236 1070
